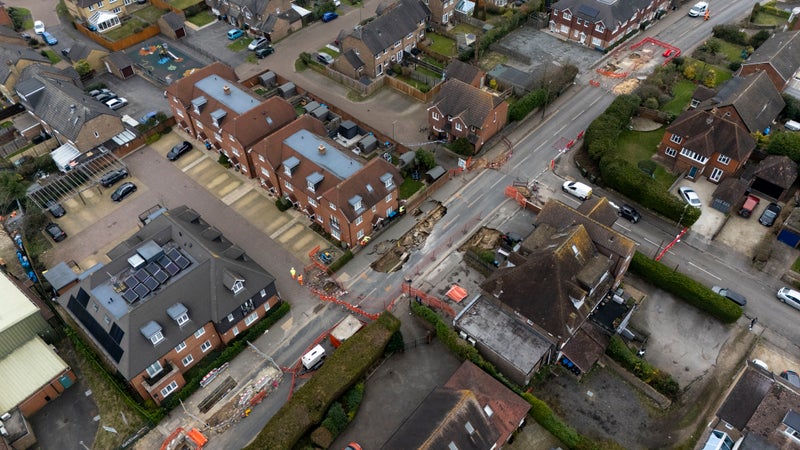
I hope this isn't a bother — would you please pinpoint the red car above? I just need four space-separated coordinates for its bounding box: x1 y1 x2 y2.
345 443 363 450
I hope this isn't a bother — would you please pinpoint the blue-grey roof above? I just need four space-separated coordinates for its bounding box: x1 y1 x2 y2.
139 320 161 339
191 96 207 109
556 0 653 27
194 75 260 115
349 195 364 213
785 410 800 430
284 129 363 179
307 171 325 186
284 156 300 171
42 261 79 292
166 302 188 320
351 0 430 55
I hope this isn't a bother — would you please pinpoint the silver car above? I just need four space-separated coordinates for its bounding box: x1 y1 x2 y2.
777 287 800 311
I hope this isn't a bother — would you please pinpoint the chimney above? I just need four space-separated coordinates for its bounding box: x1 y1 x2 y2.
223 85 231 95
70 104 76 114
318 144 326 154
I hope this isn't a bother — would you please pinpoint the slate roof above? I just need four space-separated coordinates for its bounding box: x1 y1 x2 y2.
57 206 277 380
343 49 365 70
487 64 537 92
67 42 107 62
276 8 301 23
161 11 185 30
559 320 609 371
666 109 755 161
555 0 655 26
444 361 531 448
105 51 133 68
0 43 49 83
743 379 800 447
691 85 717 104
220 96 296 149
711 176 749 204
716 367 773 430
752 155 798 189
382 388 499 450
445 59 484 86
348 0 429 56
699 72 784 133
431 79 504 129
576 196 618 228
743 31 800 82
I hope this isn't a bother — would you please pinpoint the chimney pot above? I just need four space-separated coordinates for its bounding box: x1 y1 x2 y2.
318 144 326 154
223 85 231 95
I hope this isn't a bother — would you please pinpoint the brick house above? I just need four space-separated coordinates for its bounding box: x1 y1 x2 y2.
64 0 124 32
166 62 297 177
205 0 300 41
57 206 281 405
427 79 508 153
250 115 402 248
338 0 430 78
737 31 800 99
695 71 784 134
549 0 669 50
424 0 456 28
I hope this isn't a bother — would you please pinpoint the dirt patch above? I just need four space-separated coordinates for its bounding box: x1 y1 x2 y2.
612 78 640 95
458 227 502 253
371 203 446 272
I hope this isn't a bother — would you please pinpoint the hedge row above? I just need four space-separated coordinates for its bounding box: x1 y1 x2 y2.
328 249 353 273
629 252 742 323
245 312 401 450
606 335 679 399
410 303 618 450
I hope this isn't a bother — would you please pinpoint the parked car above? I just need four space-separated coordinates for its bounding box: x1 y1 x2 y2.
167 141 193 161
90 88 113 98
711 286 747 306
344 443 362 450
227 29 244 40
34 20 45 35
41 31 57 45
255 46 275 58
617 204 641 223
678 186 701 208
45 201 66 218
100 168 128 187
95 92 117 103
752 359 769 371
317 53 334 65
777 287 800 311
248 36 270 50
786 120 800 131
781 370 800 387
561 181 592 200
688 1 708 16
322 11 338 22
111 182 137 201
105 97 128 110
45 222 67 242
739 194 760 218
759 202 781 227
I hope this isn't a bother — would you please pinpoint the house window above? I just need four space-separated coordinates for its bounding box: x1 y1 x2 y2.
245 312 259 326
232 280 244 295
330 216 340 229
284 180 293 191
454 122 462 131
214 133 222 142
104 314 110 325
679 148 709 164
89 4 95 11
357 229 364 239
308 198 317 207
596 24 605 32
260 289 267 297
576 18 582 25
112 7 121 13
670 134 682 144
717 154 731 165
785 426 800 441
563 11 571 20
227 313 235 322
356 215 363 225
175 341 186 353
432 112 440 120
372 205 377 213
182 354 194 367
665 147 677 157
376 63 383 76
92 302 99 312
407 32 413 39
395 40 401 48
592 37 602 46
331 229 341 240
201 340 212 352
264 302 271 312
261 167 270 177
150 331 165 345
160 381 178 398
258 155 265 162
386 193 393 202
709 167 723 182
94 131 100 138
146 361 163 377
194 327 206 339
690 99 700 108
232 326 240 336
232 148 240 157
176 313 189 327
329 202 337 211
97 1 104 7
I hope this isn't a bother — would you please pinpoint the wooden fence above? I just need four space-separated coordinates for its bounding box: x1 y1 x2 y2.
74 22 160 52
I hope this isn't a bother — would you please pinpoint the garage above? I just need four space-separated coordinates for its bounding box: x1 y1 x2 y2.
748 155 797 202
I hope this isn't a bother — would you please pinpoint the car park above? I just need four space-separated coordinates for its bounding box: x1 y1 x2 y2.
45 223 67 242
105 97 128 110
45 201 66 218
100 168 128 187
617 204 641 223
167 141 193 161
781 370 800 387
111 182 137 201
41 31 58 45
248 36 270 50
34 20 45 34
688 1 708 16
777 287 800 311
758 202 781 227
678 186 701 208
739 194 760 218
227 29 245 40
561 181 593 200
255 46 275 58
317 53 334 65
322 11 338 22
711 286 747 306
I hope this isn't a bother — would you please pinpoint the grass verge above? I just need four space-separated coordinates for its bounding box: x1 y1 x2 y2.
616 128 676 189
227 37 249 52
662 79 696 115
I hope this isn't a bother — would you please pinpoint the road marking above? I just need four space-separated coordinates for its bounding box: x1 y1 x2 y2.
688 261 721 280
644 238 660 247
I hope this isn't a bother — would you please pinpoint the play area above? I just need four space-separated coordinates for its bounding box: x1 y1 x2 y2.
589 37 681 94
126 39 203 85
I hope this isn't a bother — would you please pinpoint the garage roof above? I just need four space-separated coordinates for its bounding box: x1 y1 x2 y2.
0 337 68 413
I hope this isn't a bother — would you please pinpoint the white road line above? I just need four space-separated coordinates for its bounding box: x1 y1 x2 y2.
644 238 660 246
688 261 721 281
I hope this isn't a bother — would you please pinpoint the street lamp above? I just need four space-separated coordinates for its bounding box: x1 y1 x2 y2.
677 203 689 228
405 276 413 308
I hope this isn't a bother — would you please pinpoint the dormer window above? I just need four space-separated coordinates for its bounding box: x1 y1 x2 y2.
223 269 245 295
210 109 227 128
283 156 300 177
167 302 190 327
232 280 244 294
191 96 207 114
307 172 324 193
380 173 394 189
349 195 364 213
140 321 165 346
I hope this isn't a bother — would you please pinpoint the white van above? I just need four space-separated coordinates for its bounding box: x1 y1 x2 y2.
785 120 800 131
562 181 593 201
301 344 326 370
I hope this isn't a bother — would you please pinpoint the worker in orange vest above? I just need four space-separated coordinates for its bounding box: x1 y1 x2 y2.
297 274 304 286
704 9 710 20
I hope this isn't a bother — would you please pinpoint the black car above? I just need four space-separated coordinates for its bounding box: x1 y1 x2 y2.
711 286 747 306
759 202 782 227
45 223 67 242
617 204 641 223
111 182 137 201
255 46 275 58
45 201 66 218
100 168 128 187
167 141 193 161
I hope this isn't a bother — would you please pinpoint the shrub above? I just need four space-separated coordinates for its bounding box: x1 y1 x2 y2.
344 382 365 415
728 61 742 72
385 330 405 354
629 252 742 323
328 250 353 273
712 24 748 45
449 137 474 155
606 335 680 399
321 402 349 434
217 153 231 168
275 197 292 211
750 29 771 49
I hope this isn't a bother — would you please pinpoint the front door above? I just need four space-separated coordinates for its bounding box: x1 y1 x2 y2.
687 166 698 179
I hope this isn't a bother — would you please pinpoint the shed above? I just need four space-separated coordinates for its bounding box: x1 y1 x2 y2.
778 207 800 248
338 120 358 139
50 143 82 172
259 71 276 88
711 177 750 214
310 105 329 120
399 150 416 167
104 51 135 80
157 11 187 40
426 165 446 182
278 82 296 98
303 101 320 114
329 315 364 348
748 155 798 202
357 134 378 154
42 261 79 295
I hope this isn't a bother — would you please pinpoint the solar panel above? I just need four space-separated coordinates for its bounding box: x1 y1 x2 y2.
164 261 180 276
153 269 169 284
133 283 150 298
143 276 159 291
122 289 139 303
167 248 182 261
109 323 125 344
175 255 191 270
158 255 172 269
146 262 161 276
124 276 138 290
134 268 149 282
577 4 600 18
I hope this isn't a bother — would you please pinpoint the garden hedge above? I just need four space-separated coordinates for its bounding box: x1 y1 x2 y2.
606 335 679 399
629 252 742 323
245 312 400 450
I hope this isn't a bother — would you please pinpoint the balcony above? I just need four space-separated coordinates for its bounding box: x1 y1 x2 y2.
142 361 177 391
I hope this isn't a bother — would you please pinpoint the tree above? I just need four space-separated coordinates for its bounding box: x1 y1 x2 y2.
703 38 721 55
767 131 800 162
415 148 436 170
74 60 92 77
0 172 27 208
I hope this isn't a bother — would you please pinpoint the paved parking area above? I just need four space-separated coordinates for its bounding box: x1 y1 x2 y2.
87 71 172 123
493 25 602 73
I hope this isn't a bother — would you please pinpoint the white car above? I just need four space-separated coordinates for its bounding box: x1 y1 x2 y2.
777 287 800 311
688 1 708 17
247 36 269 51
678 186 701 208
105 97 128 110
34 20 45 35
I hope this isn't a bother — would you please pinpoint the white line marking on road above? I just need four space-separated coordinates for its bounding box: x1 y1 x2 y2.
644 238 659 246
688 261 721 281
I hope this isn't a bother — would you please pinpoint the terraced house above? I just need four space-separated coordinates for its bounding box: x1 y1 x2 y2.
206 0 303 41
549 0 669 50
64 0 125 32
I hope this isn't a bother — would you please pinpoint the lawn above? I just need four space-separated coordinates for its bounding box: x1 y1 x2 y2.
617 128 676 189
751 11 788 26
662 79 696 115
169 0 206 9
427 33 457 56
399 177 424 199
792 254 800 273
187 10 216 26
104 17 150 41
421 55 444 69
716 40 745 63
132 5 166 23
41 50 61 64
227 37 249 52
9 7 33 30
417 66 440 79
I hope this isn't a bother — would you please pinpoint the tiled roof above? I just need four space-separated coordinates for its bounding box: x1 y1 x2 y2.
699 72 784 133
323 157 401 222
711 177 749 204
431 79 504 128
0 43 49 83
666 109 755 161
166 62 238 107
161 11 185 30
105 51 133 68
576 197 618 228
559 321 609 371
743 31 800 82
555 0 657 26
348 0 429 55
445 59 483 86
716 367 773 430
753 155 798 189
343 49 365 70
220 96 296 149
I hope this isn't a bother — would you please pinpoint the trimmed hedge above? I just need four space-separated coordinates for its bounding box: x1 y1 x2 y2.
245 312 401 450
328 249 353 273
606 335 679 399
629 252 742 323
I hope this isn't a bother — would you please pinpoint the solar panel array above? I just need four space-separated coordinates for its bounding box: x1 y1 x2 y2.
119 247 192 303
